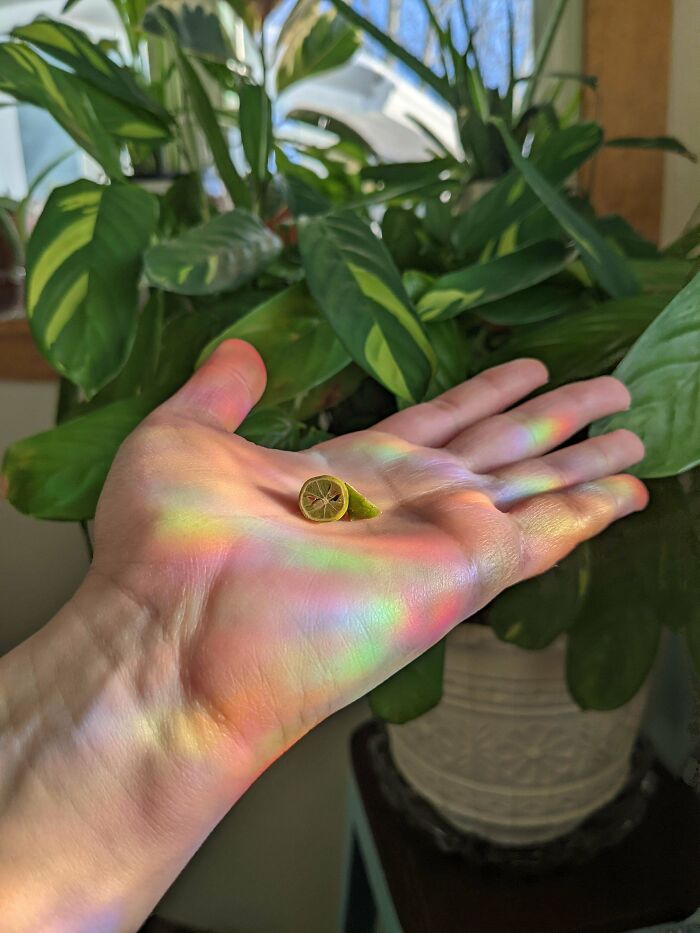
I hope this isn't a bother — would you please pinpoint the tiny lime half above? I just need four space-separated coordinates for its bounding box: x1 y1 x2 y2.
298 475 349 522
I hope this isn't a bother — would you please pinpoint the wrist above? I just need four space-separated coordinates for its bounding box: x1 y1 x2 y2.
0 573 259 931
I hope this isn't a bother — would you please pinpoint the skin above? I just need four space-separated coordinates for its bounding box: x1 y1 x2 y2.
0 340 647 931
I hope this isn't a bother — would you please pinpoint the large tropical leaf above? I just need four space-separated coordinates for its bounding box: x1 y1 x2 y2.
474 280 593 326
418 240 571 321
144 209 282 295
238 83 273 187
197 283 350 407
0 42 124 176
483 291 671 388
369 640 445 724
493 119 639 298
453 122 603 257
12 18 170 127
276 8 359 93
298 211 435 403
173 45 251 208
590 272 700 477
144 0 232 60
26 180 159 397
237 407 332 450
1 393 158 521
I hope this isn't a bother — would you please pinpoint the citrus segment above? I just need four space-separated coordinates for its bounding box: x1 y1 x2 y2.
298 475 349 522
345 482 381 520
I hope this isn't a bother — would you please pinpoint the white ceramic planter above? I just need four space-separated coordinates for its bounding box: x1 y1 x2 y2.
387 624 649 846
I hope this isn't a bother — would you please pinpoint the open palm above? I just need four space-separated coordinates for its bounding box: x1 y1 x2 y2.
92 340 647 766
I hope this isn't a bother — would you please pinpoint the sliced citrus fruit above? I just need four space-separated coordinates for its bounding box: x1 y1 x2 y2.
298 475 349 522
345 482 381 520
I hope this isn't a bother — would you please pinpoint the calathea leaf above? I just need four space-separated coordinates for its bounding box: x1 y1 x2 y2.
25 180 159 397
298 210 435 403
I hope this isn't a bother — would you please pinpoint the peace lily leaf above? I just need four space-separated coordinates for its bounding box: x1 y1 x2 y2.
491 544 590 650
453 122 603 258
369 639 445 723
605 135 697 162
197 283 350 407
424 318 472 398
590 272 700 477
276 8 359 93
418 240 571 321
1 393 159 521
566 505 664 710
13 18 170 127
0 42 124 176
144 0 232 60
144 209 282 296
475 281 593 326
237 407 332 451
484 291 671 389
298 211 435 403
26 180 159 397
239 83 273 186
493 119 639 299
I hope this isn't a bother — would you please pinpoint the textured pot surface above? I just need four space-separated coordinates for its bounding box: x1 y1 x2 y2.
387 624 649 846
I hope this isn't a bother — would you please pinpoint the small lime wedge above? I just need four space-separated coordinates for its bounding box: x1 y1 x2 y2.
298 475 349 522
345 482 381 520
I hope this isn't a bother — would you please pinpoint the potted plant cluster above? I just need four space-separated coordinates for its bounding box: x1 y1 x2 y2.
1 0 699 858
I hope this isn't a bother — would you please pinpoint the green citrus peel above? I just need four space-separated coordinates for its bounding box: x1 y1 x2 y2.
298 475 380 522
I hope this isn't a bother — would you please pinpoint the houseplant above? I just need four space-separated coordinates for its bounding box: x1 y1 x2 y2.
1 0 698 851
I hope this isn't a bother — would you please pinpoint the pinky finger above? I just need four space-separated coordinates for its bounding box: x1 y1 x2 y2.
510 474 648 581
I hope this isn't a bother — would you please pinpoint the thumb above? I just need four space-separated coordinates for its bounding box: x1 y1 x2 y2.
156 339 267 432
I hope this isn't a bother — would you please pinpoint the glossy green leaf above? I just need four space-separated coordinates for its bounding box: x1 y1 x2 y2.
198 283 350 406
474 281 592 325
1 393 158 521
298 211 435 403
174 46 251 208
276 8 359 93
566 506 664 710
369 639 445 723
13 17 170 127
326 0 450 101
144 209 282 295
590 272 700 477
418 240 571 321
144 0 232 60
26 180 159 397
494 118 639 299
605 135 697 161
423 318 472 398
237 407 332 450
361 157 455 188
483 291 671 388
629 258 695 294
239 83 273 186
453 122 603 257
491 544 590 650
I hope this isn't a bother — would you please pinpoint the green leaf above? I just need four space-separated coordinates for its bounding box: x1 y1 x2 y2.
423 318 472 397
605 135 697 162
418 240 571 321
493 118 639 299
520 0 569 113
144 209 282 296
663 223 700 260
361 157 455 188
12 17 170 127
25 180 159 397
483 291 671 388
369 639 445 723
239 83 273 186
0 42 124 177
144 0 232 60
237 407 332 450
173 46 251 208
326 0 451 102
566 507 664 710
492 544 590 650
197 283 350 407
596 214 659 259
474 280 592 325
590 272 700 477
276 8 359 93
1 393 158 521
298 211 435 402
453 122 603 257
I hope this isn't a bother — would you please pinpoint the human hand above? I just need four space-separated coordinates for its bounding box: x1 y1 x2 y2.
90 340 647 774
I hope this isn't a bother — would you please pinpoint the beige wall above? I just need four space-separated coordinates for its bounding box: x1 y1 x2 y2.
0 380 368 933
